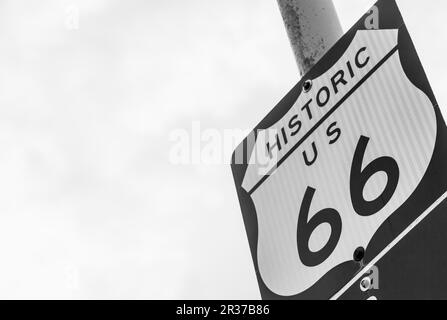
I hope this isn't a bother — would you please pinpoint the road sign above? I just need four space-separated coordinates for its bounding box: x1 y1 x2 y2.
231 0 447 300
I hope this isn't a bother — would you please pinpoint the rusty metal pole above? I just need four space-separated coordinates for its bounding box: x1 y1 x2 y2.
277 0 343 76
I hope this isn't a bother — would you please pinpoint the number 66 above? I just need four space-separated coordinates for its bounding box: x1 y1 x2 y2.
297 135 400 267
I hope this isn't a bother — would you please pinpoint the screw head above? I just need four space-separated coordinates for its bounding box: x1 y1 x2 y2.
353 247 365 262
303 79 313 92
360 277 372 292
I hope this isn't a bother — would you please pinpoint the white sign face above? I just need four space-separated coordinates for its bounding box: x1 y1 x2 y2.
232 0 447 300
242 29 436 296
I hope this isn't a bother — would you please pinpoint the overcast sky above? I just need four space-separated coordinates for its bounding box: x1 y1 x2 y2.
0 0 445 299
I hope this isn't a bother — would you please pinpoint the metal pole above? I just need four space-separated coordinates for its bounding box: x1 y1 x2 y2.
277 0 343 76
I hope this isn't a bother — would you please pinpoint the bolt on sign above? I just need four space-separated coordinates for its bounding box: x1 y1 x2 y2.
231 0 447 300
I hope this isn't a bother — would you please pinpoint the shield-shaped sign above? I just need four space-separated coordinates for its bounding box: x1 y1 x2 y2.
231 0 447 300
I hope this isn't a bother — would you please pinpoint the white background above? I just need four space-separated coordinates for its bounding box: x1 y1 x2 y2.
0 0 445 299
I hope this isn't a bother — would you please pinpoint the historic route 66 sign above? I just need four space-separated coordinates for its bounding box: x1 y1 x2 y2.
231 0 447 300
